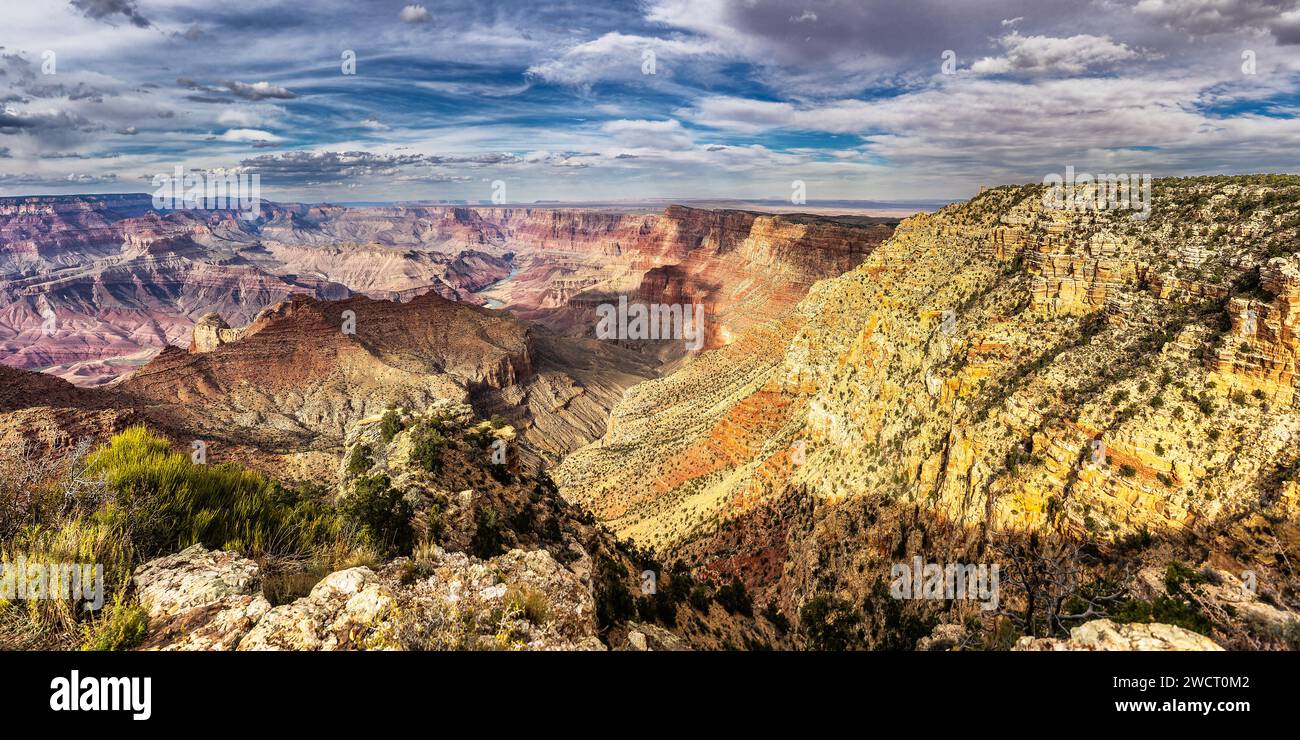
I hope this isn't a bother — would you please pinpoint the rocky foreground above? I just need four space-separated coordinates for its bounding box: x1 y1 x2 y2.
132 543 606 651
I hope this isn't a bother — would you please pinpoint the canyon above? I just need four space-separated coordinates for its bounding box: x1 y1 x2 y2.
3 178 1299 651
0 195 892 386
0 195 893 472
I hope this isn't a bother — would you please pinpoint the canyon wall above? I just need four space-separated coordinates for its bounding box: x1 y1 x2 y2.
555 176 1300 641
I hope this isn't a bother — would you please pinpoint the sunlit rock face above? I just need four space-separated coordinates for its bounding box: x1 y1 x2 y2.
555 176 1300 648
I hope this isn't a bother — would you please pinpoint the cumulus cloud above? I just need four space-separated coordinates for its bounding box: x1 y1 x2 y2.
601 119 696 149
0 108 94 135
399 5 432 24
2 0 1300 201
971 32 1140 74
238 151 429 185
217 107 283 129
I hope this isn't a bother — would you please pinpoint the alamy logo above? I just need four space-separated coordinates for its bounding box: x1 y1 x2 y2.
1042 166 1151 220
49 670 151 720
890 557 999 611
152 166 261 220
595 296 705 350
1 559 104 611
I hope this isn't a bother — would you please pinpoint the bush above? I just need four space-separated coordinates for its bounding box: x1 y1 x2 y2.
409 423 447 474
762 601 790 634
1109 594 1212 636
688 584 712 611
715 576 753 617
470 508 505 559
80 596 148 651
379 408 405 443
345 444 373 477
2 427 349 643
800 595 864 651
594 557 635 629
85 427 340 559
339 474 413 557
504 586 548 625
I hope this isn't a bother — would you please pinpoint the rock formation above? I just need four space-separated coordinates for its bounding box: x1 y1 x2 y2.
556 176 1300 649
1013 619 1224 651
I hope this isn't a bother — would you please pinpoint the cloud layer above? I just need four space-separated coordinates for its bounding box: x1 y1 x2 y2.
0 0 1297 201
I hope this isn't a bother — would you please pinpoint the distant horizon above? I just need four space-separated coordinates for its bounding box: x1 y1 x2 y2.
0 190 956 214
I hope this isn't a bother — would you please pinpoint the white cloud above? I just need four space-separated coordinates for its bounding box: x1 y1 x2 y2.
215 128 284 143
971 32 1140 75
527 32 722 86
216 106 283 129
399 5 432 24
600 119 696 149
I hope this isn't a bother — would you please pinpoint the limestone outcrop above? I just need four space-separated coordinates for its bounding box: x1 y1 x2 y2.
188 312 245 353
132 544 270 651
1013 619 1224 651
129 543 604 651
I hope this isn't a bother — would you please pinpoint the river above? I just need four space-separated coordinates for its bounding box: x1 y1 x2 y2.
476 262 522 309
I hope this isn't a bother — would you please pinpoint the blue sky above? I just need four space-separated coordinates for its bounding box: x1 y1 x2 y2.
1 0 1299 202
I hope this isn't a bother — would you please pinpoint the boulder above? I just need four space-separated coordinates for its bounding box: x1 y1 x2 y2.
1013 619 1223 651
132 544 270 651
238 567 391 651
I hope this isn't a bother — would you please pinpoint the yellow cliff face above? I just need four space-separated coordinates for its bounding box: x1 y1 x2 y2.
556 177 1300 613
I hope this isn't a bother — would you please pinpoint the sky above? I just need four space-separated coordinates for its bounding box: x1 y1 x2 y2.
1 0 1299 203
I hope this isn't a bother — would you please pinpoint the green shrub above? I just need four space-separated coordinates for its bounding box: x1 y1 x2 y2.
715 576 753 617
762 602 790 634
505 586 549 625
80 597 148 651
1109 594 1212 636
2 428 346 638
379 408 405 443
345 444 373 477
409 423 447 474
471 508 505 559
85 427 340 559
339 474 413 557
594 557 635 629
